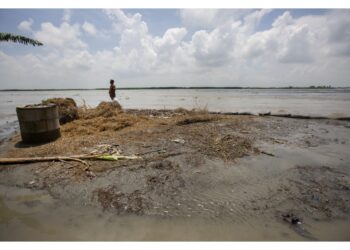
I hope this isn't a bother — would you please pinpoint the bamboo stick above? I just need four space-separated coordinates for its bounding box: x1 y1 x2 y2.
0 154 140 165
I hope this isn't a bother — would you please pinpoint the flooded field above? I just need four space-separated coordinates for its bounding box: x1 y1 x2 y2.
1 187 349 241
1 88 350 142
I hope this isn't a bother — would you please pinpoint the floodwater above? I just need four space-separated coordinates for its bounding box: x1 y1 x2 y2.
1 137 350 241
1 88 350 142
1 187 300 241
0 188 348 241
1 89 350 240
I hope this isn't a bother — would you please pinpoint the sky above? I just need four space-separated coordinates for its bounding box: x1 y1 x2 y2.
0 9 349 89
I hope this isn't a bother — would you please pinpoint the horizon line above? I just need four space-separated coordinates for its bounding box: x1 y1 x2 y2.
0 85 345 91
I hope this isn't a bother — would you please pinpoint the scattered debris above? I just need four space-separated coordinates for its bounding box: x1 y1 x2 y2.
85 167 96 179
259 112 271 116
89 144 121 155
93 186 148 214
282 212 302 225
260 151 275 157
176 114 217 125
193 133 254 161
171 138 185 144
281 211 318 240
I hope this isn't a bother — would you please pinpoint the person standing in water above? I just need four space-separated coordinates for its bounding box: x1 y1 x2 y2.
109 79 116 101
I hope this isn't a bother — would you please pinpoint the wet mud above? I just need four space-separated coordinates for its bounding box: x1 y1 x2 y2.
0 109 350 240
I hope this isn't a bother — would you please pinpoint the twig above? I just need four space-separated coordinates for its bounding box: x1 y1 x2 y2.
65 157 89 166
261 151 275 157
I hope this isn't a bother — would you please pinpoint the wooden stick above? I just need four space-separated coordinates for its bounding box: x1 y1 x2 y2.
0 155 92 165
0 154 136 165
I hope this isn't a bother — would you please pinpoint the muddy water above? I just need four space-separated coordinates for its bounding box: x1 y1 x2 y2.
0 186 349 241
1 144 350 240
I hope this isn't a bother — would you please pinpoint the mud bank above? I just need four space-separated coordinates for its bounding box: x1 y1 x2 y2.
0 106 350 240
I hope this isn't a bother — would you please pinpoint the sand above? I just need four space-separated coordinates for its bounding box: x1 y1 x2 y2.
0 103 349 240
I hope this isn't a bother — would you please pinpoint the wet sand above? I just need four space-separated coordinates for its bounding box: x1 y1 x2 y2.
0 109 349 241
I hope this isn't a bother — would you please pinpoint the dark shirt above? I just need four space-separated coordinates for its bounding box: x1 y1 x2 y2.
109 84 116 97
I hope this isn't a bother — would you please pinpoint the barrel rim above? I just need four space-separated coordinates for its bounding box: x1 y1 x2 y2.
16 103 57 110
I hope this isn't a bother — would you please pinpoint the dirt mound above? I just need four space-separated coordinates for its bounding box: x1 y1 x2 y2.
42 98 78 124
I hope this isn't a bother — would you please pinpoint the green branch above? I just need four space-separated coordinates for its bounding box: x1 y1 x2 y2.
0 32 43 46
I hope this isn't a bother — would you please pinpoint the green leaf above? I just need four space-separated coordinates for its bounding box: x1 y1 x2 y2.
0 32 43 46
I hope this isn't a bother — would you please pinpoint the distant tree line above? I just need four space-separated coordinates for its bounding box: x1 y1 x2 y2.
308 85 333 89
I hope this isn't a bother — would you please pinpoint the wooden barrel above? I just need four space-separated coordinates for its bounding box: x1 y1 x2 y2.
16 104 61 144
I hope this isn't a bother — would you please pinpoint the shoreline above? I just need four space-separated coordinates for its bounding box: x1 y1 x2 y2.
2 107 350 145
0 86 350 92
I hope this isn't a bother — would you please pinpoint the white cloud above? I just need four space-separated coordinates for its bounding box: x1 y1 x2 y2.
18 18 33 32
1 9 350 89
241 11 316 64
276 24 314 63
190 22 240 67
272 11 294 27
179 9 250 30
82 21 97 36
155 27 187 48
62 9 71 22
34 22 87 49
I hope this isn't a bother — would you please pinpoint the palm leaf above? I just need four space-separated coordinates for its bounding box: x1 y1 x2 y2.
0 32 43 46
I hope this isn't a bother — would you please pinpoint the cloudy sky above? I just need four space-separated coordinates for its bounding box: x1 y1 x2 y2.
0 9 349 89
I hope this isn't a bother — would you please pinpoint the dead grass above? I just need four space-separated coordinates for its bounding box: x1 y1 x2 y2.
5 100 256 163
175 118 255 161
173 107 219 125
176 114 217 125
62 113 144 135
204 134 254 161
42 98 79 124
61 100 138 135
80 101 123 119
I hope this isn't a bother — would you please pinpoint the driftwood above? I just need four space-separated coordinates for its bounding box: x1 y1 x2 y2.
0 154 140 165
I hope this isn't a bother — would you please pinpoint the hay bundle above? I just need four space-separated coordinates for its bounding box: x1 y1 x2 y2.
42 98 78 124
82 101 123 119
